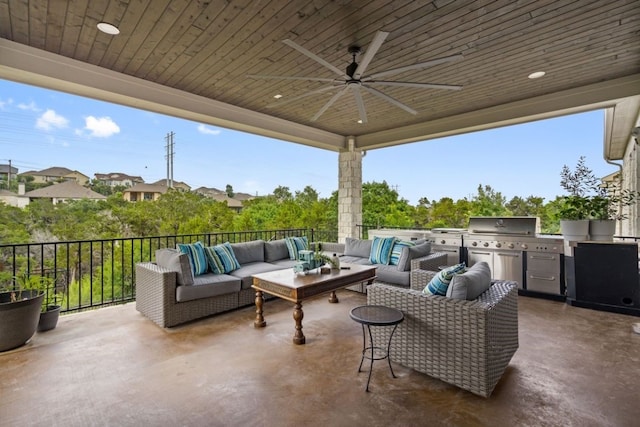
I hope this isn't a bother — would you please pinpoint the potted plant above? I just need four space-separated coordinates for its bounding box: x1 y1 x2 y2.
588 184 638 241
0 274 45 352
37 277 64 332
558 156 596 241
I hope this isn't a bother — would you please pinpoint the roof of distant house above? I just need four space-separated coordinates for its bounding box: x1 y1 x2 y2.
24 181 106 199
194 186 226 196
95 172 144 181
233 192 255 201
207 193 243 208
0 164 18 174
124 183 168 194
151 179 191 190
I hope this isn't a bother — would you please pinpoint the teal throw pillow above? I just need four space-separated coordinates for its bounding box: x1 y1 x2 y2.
204 242 241 274
369 236 397 265
177 242 208 276
390 240 416 266
423 263 467 296
285 236 309 260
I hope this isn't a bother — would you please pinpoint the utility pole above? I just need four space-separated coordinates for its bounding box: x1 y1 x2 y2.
165 132 175 188
7 159 11 188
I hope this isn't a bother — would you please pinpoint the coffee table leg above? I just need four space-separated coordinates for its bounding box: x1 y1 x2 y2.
328 290 339 303
293 302 305 345
254 290 266 328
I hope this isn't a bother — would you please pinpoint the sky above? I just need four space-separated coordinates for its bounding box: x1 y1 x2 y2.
0 79 615 205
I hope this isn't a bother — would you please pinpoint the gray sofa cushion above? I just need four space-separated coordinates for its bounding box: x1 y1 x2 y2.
340 255 373 265
230 240 265 264
176 274 241 302
156 248 194 286
264 239 289 262
229 261 283 289
447 262 492 300
269 259 298 268
344 238 372 258
397 242 432 272
376 264 410 287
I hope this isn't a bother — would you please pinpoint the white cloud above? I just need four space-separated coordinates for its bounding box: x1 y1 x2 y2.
18 101 40 112
84 116 120 138
0 97 13 110
36 109 69 131
197 124 221 135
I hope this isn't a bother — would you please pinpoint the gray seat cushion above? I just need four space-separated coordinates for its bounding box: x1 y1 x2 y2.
340 255 372 265
229 262 284 289
155 248 194 286
176 274 241 302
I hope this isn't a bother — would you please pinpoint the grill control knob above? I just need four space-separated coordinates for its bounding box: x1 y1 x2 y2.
440 240 446 245
482 242 489 247
508 243 515 249
495 242 502 248
472 242 478 247
521 244 528 250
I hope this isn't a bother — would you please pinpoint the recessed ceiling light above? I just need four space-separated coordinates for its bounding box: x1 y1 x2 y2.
528 71 546 79
97 22 120 35
357 119 363 124
273 94 283 99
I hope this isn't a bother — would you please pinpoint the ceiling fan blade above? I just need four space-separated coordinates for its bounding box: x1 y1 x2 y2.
283 39 349 79
247 74 338 83
267 85 341 108
366 54 464 80
351 86 368 123
367 80 463 90
361 86 417 115
353 31 389 79
311 87 349 121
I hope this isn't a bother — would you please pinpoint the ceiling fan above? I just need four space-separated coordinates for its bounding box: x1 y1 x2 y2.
247 31 463 124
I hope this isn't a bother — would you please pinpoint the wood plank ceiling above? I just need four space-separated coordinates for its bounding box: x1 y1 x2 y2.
0 0 639 155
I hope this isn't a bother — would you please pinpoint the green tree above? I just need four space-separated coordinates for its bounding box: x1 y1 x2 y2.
469 184 509 217
225 184 235 198
362 181 413 227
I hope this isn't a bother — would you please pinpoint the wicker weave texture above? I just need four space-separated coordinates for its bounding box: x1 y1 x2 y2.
367 280 518 397
135 263 239 328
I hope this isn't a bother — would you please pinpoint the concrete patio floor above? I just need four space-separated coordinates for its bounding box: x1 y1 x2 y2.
1 290 639 427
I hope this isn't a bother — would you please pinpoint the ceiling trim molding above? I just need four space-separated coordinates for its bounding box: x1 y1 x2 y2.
356 74 640 151
0 39 345 151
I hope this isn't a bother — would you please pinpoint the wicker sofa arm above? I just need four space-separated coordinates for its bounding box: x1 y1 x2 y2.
135 262 178 326
410 269 437 291
410 251 448 273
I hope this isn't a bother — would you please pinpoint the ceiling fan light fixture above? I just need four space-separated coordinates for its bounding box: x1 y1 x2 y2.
528 71 546 79
97 22 120 35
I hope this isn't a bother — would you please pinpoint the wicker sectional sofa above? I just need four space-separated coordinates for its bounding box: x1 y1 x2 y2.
135 237 448 327
367 267 519 397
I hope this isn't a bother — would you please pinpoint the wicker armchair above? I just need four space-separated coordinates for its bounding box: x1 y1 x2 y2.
367 269 519 397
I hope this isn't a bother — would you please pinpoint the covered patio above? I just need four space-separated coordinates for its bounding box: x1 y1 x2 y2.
1 0 639 237
1 290 638 426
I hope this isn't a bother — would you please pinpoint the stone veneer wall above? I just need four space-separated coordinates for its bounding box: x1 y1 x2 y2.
338 138 363 243
621 129 640 237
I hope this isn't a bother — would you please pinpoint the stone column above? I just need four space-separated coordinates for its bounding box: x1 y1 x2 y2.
338 137 363 243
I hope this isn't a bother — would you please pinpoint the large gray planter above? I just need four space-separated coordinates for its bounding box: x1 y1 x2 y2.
589 219 616 241
0 290 44 352
560 219 590 242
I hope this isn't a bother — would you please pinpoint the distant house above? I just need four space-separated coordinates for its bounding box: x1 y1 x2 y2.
233 192 255 201
0 164 18 184
23 181 106 204
0 188 29 208
19 167 90 185
94 172 144 188
151 179 191 192
123 183 168 202
194 186 249 212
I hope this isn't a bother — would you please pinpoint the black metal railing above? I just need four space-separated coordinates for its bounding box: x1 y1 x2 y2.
0 228 337 314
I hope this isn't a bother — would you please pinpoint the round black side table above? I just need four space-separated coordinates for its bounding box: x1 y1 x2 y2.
349 305 404 392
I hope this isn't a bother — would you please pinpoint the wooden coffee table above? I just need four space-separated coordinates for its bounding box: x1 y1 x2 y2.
252 263 377 345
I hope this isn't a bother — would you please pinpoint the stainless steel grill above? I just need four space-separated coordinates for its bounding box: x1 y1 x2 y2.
464 217 564 294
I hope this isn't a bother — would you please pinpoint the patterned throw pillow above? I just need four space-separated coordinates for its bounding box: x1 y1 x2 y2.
369 236 397 265
285 236 309 260
204 242 241 274
390 240 416 266
423 263 467 296
177 242 208 276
